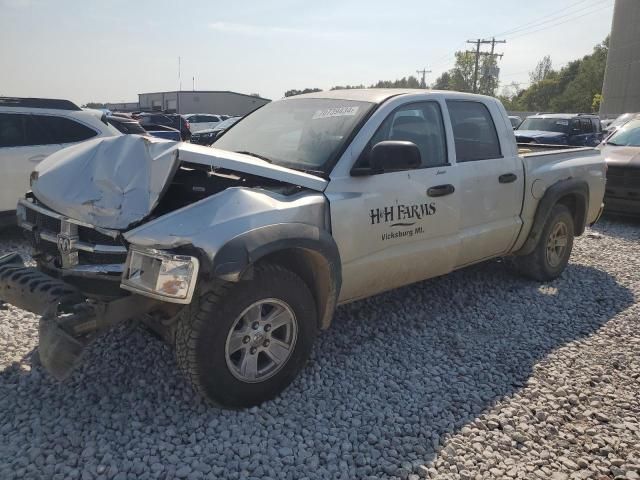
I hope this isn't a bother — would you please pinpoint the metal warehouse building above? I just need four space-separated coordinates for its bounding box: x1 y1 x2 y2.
137 91 270 116
600 0 640 116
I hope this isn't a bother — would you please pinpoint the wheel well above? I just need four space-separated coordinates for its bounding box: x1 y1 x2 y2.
556 193 587 236
255 248 337 330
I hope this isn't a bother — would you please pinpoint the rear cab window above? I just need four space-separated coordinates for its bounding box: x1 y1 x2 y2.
446 100 502 162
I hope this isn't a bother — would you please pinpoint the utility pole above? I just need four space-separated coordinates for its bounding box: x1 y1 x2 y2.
466 38 506 93
416 68 432 88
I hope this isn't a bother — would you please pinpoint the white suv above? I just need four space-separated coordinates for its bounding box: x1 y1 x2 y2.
0 97 119 226
183 113 224 133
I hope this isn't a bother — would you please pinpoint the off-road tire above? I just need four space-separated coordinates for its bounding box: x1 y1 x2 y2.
514 204 575 281
175 263 317 408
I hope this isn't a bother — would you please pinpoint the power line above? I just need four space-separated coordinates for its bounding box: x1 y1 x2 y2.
429 0 613 85
507 3 614 41
488 0 608 38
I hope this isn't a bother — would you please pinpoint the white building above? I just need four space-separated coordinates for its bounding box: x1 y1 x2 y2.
137 91 270 116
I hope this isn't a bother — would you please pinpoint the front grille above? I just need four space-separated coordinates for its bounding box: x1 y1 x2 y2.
27 208 61 232
78 250 128 265
607 166 640 188
19 201 127 270
77 225 123 247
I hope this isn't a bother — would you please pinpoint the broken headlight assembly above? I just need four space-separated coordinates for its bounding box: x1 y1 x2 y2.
121 248 199 304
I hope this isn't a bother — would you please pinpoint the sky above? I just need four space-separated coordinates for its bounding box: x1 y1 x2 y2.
0 0 615 105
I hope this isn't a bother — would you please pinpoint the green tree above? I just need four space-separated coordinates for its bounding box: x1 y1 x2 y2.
592 93 603 113
432 71 452 90
529 55 553 83
82 102 107 109
448 51 476 92
330 84 366 90
284 88 322 97
370 75 421 88
508 37 608 113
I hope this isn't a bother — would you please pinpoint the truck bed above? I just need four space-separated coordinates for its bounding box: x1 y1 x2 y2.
517 143 596 156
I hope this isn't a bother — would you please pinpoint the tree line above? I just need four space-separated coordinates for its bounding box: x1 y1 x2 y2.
285 36 609 113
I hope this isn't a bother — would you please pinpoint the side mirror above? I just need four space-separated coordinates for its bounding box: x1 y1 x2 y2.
368 140 421 174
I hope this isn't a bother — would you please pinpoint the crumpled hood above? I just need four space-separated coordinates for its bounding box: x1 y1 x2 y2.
515 130 568 141
31 135 327 230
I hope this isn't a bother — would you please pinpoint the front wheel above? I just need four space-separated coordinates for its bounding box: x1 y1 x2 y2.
514 204 575 281
175 263 317 408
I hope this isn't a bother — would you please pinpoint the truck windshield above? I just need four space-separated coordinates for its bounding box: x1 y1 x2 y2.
213 98 374 173
518 118 569 134
607 119 640 146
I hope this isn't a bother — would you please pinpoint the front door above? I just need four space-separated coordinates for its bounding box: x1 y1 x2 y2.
326 100 461 302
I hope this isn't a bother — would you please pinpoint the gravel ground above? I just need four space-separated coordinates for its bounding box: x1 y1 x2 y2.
0 217 639 480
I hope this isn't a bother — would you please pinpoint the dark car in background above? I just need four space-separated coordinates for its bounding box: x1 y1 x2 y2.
107 115 181 141
106 115 148 135
515 114 604 147
137 113 191 141
190 117 241 146
599 118 640 216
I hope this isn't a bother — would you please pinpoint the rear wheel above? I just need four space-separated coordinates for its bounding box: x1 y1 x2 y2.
175 263 317 408
514 204 575 281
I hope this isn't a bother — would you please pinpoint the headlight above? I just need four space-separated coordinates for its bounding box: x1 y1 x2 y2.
121 248 199 304
204 132 215 137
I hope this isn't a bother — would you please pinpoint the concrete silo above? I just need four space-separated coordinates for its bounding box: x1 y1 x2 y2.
600 0 640 116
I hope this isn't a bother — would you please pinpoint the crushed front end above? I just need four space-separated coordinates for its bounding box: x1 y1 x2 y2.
0 196 163 379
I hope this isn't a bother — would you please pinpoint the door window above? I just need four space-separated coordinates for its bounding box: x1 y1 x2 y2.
446 101 501 162
580 118 594 133
0 113 52 147
364 101 448 168
33 115 97 143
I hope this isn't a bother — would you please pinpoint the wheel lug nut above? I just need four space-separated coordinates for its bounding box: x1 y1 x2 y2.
252 322 259 330
243 336 250 344
264 324 271 332
250 347 257 354
263 339 270 347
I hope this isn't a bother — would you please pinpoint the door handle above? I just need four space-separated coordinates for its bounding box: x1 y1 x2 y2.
427 184 455 197
28 155 45 163
499 173 517 184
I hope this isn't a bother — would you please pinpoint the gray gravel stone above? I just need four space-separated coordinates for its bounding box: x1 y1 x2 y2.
0 219 638 479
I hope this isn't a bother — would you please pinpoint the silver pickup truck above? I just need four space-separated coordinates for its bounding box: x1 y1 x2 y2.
0 89 606 407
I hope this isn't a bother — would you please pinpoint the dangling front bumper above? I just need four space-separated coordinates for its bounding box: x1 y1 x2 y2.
0 253 160 379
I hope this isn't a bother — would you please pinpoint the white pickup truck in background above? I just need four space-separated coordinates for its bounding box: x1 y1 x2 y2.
0 89 606 407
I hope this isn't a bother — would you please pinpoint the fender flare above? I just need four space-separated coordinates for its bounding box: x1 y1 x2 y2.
211 223 342 329
517 178 589 256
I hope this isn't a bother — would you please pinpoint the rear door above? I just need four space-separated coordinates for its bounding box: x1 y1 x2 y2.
445 99 524 266
33 114 98 149
0 113 59 212
326 100 461 302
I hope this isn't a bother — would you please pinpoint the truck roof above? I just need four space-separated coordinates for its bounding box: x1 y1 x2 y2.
287 88 492 104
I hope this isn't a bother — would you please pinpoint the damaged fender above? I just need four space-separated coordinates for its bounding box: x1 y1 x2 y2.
124 187 342 329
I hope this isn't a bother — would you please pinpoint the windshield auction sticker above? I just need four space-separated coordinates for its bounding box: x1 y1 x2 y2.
312 106 359 120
